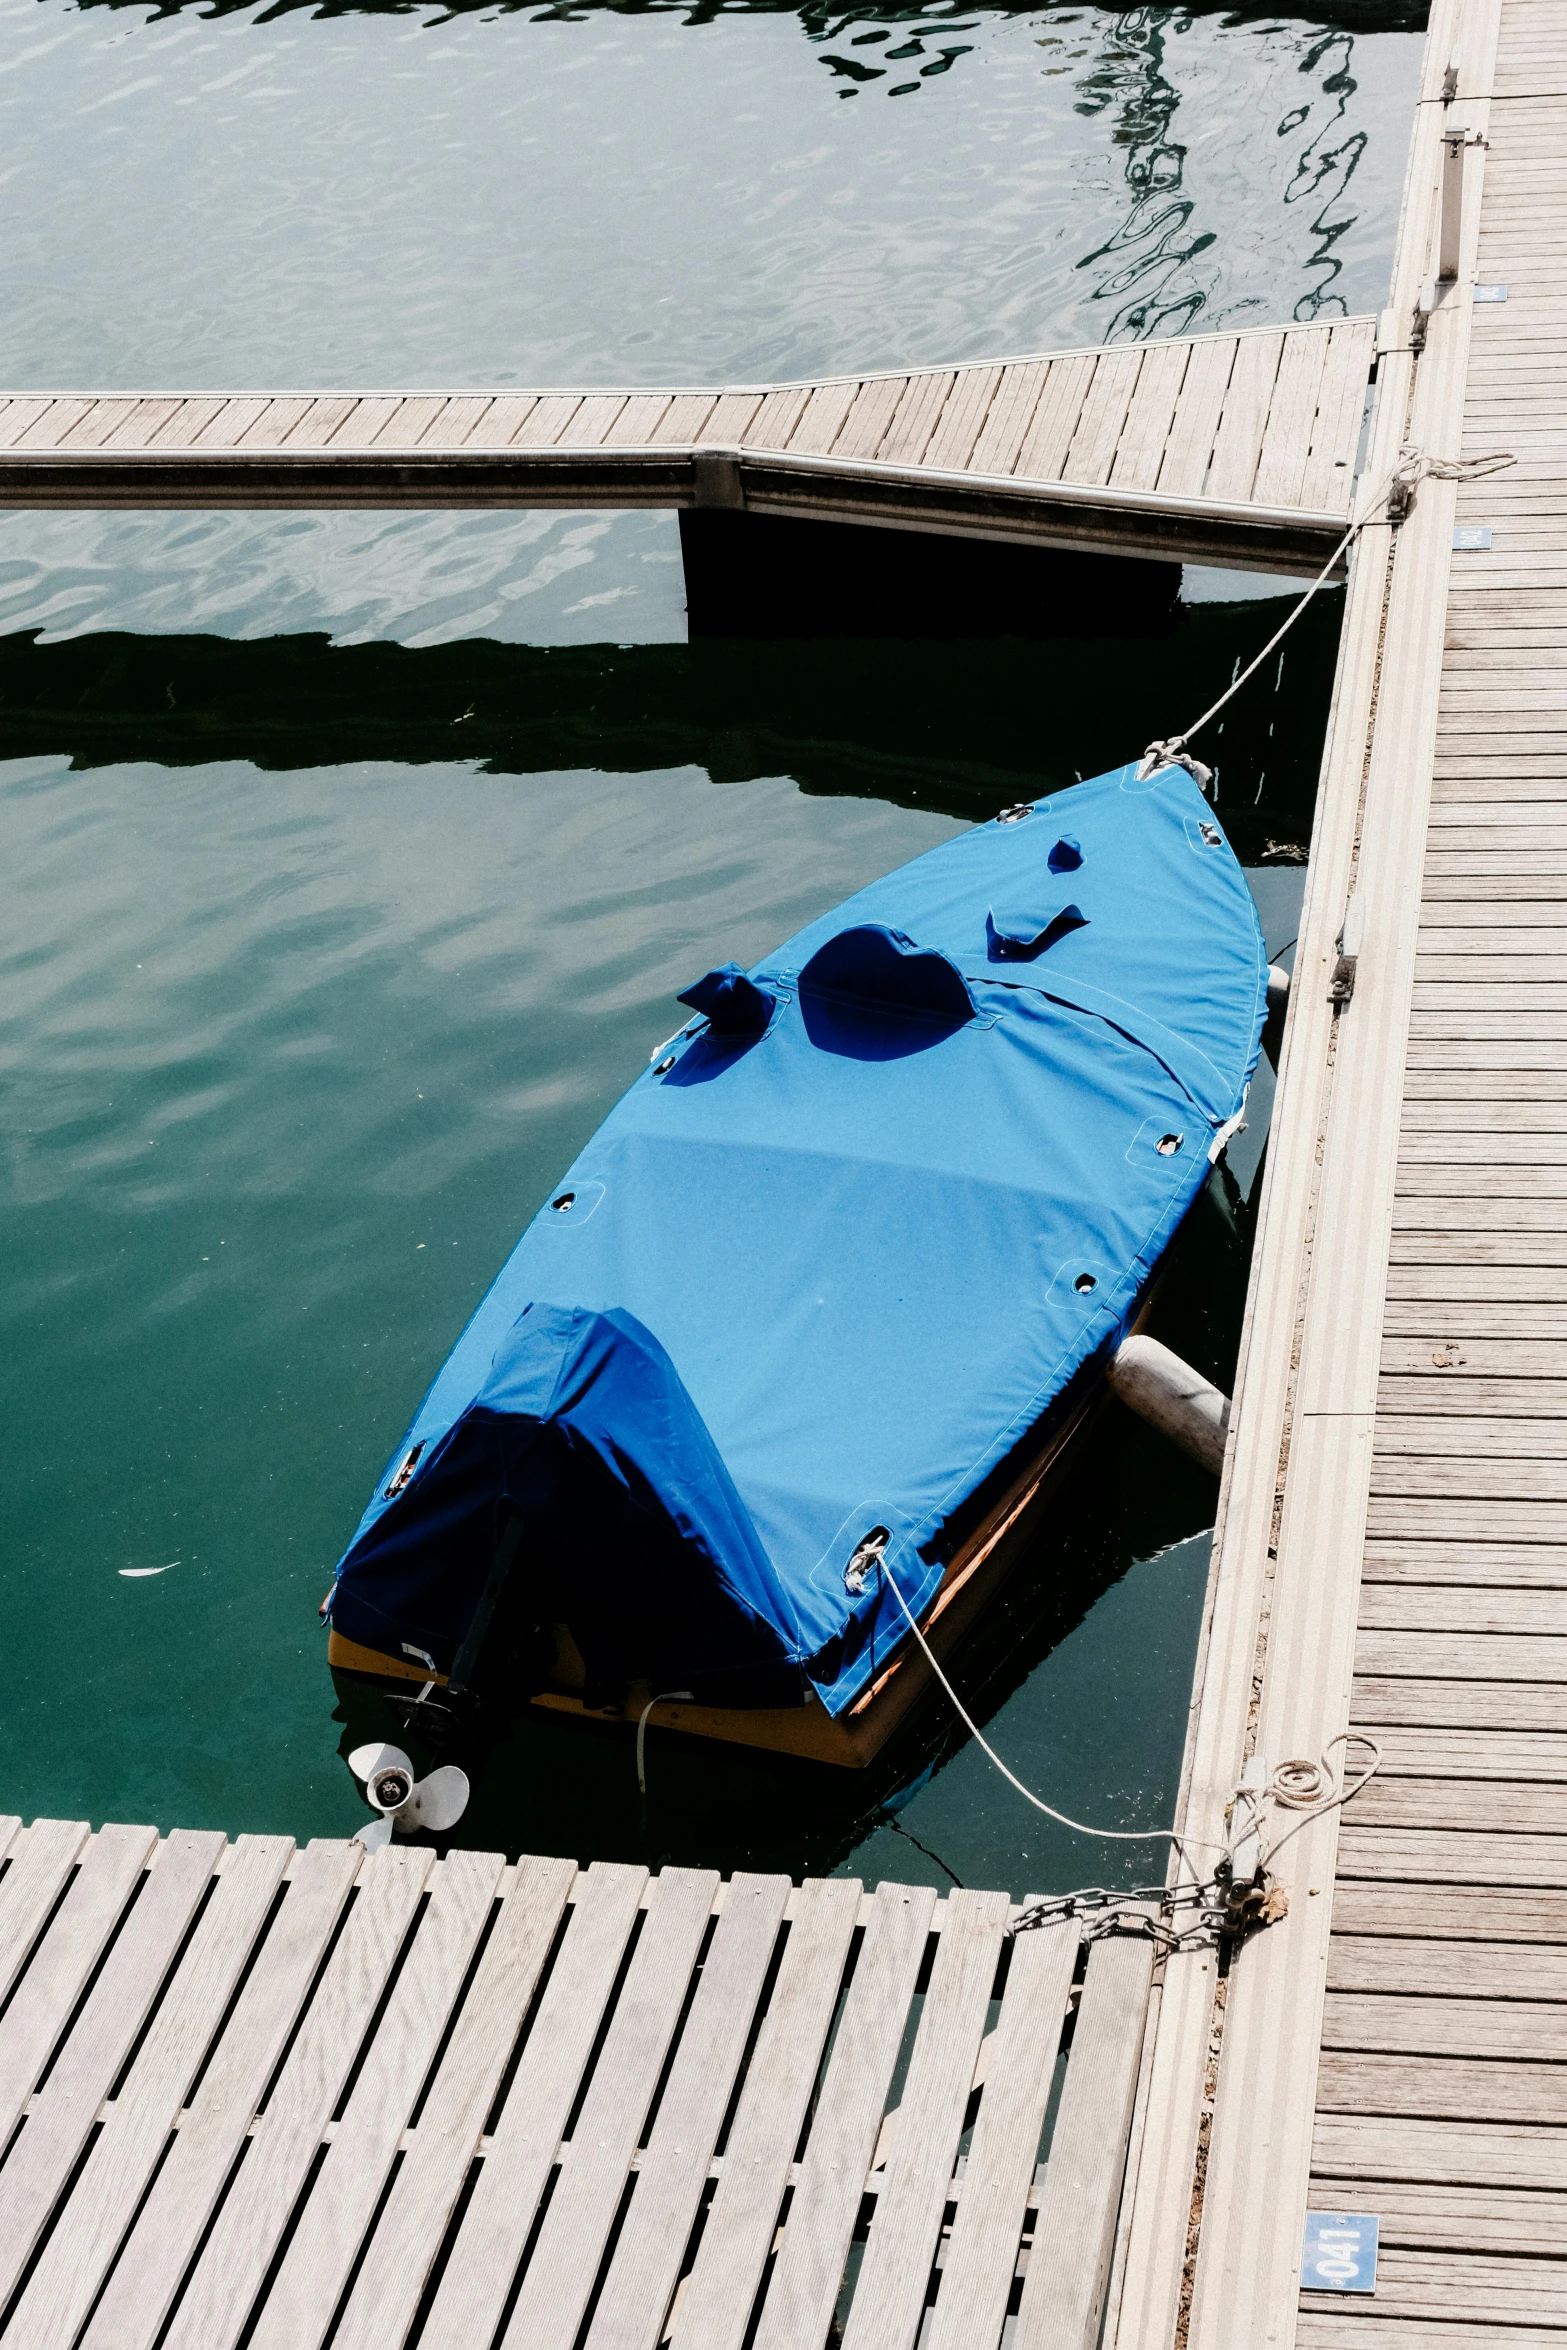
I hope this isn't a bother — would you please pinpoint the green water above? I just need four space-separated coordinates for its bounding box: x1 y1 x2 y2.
0 0 1425 1895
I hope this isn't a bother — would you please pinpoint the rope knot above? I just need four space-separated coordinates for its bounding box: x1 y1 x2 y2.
1139 742 1214 791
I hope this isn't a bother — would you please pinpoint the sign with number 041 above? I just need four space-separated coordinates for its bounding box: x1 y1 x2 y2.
1301 2212 1379 2294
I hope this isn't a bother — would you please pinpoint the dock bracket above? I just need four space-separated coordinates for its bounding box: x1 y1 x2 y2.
691 448 745 511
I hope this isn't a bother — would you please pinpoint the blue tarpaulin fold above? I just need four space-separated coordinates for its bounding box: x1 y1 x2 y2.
331 761 1267 1716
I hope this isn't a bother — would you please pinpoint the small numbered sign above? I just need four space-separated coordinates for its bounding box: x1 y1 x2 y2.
1473 282 1509 301
1453 525 1493 550
1301 2211 1379 2294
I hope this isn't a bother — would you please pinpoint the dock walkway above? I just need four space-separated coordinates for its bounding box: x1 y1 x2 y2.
1110 1 1567 2344
0 316 1376 575
0 1818 1151 2350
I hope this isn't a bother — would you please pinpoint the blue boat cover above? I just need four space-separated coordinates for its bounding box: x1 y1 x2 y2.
330 761 1266 1716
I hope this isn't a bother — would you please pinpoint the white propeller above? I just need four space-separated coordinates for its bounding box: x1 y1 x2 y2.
347 1741 470 1845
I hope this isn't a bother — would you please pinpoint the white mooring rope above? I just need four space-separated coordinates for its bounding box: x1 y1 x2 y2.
883 1574 1382 1941
1140 444 1516 780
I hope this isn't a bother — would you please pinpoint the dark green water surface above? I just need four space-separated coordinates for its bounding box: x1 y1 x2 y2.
0 0 1423 1895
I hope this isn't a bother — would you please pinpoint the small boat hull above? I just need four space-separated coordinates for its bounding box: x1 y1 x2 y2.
329 1346 1109 1767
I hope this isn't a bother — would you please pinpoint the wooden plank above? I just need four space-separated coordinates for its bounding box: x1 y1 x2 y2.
192 397 272 447
56 397 147 448
1060 347 1143 488
0 1828 225 2308
1155 333 1235 499
555 393 627 448
148 398 227 448
1355 1625 1567 1677
877 371 956 468
1360 1584 1567 1634
1329 1879 1567 1941
0 1821 152 2144
159 1846 433 2350
1015 1930 1155 2350
512 396 587 448
497 1865 720 2350
1352 1671 1567 1729
672 1875 862 2350
0 397 55 446
1363 1532 1567 1581
924 1917 1081 2350
1303 2178 1567 2257
278 395 359 448
924 364 1002 471
0 1818 89 2004
8 1835 294 2350
843 1888 1011 2350
1298 2309 1567 2348
418 393 497 445
650 393 719 445
15 396 95 446
335 394 403 445
1204 330 1285 502
235 397 313 448
418 1861 648 2350
1338 1825 1567 1887
1298 320 1375 511
1351 1724 1567 1777
749 1882 936 2350
1316 2048 1567 2124
1251 324 1332 508
332 1853 577 2350
605 393 675 446
78 1838 364 2350
834 377 909 463
585 1872 791 2350
1012 353 1097 482
1327 1936 1567 2000
249 1847 504 2350
699 389 765 444
969 361 1050 476
1312 2110 1567 2191
1351 1773 1567 1835
1322 1989 1567 2060
1302 2244 1567 2328
734 387 810 450
786 381 860 458
465 394 541 446
1107 341 1190 495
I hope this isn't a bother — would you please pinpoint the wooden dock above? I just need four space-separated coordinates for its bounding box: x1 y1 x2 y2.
0 1816 1157 2350
0 317 1376 574
8 0 1567 2341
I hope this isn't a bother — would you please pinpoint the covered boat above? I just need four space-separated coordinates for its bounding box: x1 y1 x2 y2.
325 758 1267 1763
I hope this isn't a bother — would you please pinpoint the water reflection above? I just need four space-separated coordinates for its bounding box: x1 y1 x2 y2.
0 590 1339 856
1078 10 1378 337
3 0 1421 387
